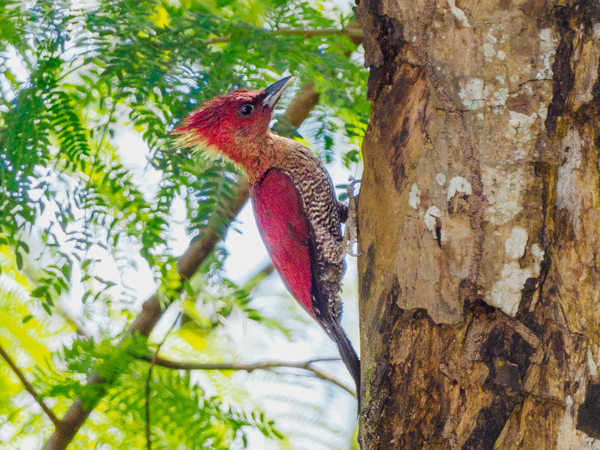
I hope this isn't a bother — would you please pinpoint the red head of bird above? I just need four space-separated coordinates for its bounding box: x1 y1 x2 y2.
174 76 295 179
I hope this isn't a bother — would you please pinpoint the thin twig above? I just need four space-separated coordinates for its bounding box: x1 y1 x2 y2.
135 356 356 397
0 344 63 430
146 313 182 450
298 365 356 397
96 100 119 159
277 28 363 37
56 61 91 83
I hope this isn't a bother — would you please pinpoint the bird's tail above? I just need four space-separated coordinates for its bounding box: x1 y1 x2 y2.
329 320 361 403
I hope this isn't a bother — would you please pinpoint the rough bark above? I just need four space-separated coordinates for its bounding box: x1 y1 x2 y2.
355 0 600 448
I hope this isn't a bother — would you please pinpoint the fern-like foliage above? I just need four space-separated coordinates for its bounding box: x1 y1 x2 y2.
0 0 367 447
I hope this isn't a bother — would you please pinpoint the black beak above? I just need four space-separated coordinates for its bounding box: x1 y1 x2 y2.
263 76 296 108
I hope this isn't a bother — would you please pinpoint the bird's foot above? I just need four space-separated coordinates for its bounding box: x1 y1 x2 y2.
343 180 361 257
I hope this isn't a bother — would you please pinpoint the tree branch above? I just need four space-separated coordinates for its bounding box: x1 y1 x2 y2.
0 344 63 430
135 355 356 397
203 26 363 45
43 182 249 450
129 179 250 336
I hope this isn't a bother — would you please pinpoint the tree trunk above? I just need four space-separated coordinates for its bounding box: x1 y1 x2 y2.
354 0 600 448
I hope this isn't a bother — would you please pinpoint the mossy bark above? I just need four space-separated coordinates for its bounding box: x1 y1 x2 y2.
355 0 600 448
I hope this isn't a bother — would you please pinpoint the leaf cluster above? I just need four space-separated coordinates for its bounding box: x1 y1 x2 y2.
0 0 367 447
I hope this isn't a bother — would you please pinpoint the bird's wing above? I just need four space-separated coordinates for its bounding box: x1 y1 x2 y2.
252 168 361 397
251 168 315 316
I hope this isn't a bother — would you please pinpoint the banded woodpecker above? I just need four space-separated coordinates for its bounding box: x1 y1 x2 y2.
174 77 360 397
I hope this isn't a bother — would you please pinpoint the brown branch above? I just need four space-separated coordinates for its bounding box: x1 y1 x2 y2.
0 344 62 430
276 27 363 38
203 27 363 45
283 82 320 128
43 80 323 450
135 356 356 397
130 178 250 337
272 82 321 138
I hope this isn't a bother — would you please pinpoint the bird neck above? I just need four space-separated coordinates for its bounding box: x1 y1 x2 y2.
225 132 287 183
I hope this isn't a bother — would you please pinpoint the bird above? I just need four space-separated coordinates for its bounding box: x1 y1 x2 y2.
174 76 360 399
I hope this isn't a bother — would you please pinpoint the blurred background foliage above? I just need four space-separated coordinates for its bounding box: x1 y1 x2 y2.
0 0 368 448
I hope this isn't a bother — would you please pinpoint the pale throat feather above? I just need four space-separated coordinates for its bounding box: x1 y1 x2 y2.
173 132 221 163
177 125 292 182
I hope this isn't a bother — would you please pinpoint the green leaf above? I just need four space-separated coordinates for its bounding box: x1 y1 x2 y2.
60 263 72 280
30 286 47 298
82 291 93 304
45 291 54 307
42 303 52 315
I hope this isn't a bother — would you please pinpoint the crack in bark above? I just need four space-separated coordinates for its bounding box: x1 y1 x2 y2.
546 2 600 135
592 55 600 115
508 78 554 97
367 17 406 100
545 26 575 135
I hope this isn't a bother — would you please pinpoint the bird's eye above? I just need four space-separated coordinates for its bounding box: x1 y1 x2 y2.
238 104 254 117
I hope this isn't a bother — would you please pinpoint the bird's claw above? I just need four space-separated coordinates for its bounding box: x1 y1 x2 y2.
343 179 361 257
347 179 361 193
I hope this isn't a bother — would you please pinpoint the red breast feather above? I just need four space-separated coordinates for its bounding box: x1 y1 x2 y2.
251 169 314 315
